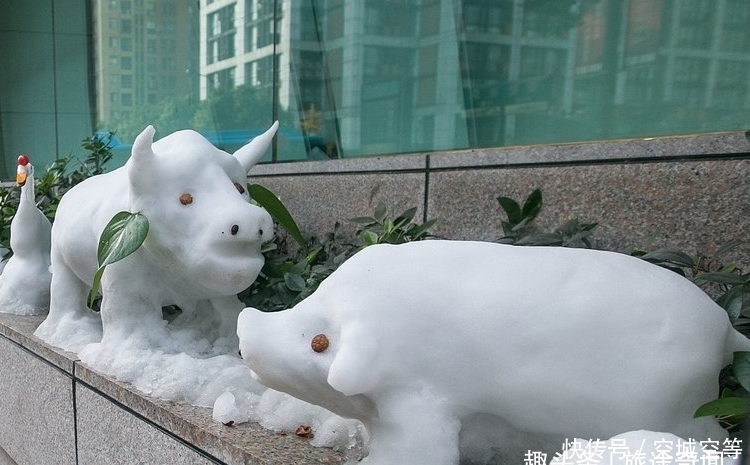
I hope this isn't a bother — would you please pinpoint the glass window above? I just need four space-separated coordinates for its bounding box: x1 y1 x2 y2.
207 5 236 63
83 0 750 165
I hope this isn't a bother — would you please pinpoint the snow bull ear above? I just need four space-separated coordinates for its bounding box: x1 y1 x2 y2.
234 121 278 173
131 125 157 162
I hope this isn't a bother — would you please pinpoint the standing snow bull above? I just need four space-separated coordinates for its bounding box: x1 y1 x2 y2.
36 123 277 352
238 240 750 465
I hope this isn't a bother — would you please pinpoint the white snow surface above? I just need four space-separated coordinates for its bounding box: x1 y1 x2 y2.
70 311 369 457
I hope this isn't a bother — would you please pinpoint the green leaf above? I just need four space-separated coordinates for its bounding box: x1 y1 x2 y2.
89 211 149 306
517 233 563 246
717 286 750 322
373 203 387 223
496 196 522 224
248 184 307 253
408 218 437 239
695 272 749 286
283 272 307 292
96 211 149 267
89 267 105 308
521 189 543 219
350 216 378 224
715 240 746 262
362 230 379 245
383 217 394 234
694 396 750 418
639 250 696 268
303 246 323 266
734 351 750 392
395 207 417 225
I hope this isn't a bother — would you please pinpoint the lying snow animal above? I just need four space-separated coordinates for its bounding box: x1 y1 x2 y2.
36 123 276 352
0 156 52 315
238 240 750 465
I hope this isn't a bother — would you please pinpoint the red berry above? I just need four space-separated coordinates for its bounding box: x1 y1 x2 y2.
17 154 29 166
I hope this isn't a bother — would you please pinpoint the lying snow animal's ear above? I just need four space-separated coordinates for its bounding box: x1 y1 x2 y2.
233 121 278 173
327 325 379 396
128 125 157 191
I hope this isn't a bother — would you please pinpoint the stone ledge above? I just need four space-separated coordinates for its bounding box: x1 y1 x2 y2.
0 313 346 465
249 130 750 177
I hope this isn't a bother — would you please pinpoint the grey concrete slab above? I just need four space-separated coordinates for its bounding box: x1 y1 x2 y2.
0 336 76 465
0 447 16 465
428 158 750 263
252 153 426 176
74 379 346 465
0 313 77 373
429 130 750 169
76 383 220 465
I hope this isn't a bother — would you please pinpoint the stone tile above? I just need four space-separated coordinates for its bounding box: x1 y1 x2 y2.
0 446 17 465
253 172 427 244
429 130 750 168
428 158 750 264
252 153 426 176
75 366 346 465
0 336 76 465
76 384 220 465
0 313 77 373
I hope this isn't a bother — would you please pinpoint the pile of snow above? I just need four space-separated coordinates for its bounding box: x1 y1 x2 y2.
71 310 367 458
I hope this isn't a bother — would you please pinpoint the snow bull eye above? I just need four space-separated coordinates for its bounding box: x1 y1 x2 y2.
311 334 329 353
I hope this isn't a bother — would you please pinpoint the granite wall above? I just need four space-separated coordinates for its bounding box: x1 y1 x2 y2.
0 314 346 465
253 130 750 265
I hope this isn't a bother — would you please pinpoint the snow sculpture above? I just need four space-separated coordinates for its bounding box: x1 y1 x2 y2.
0 155 52 315
35 123 277 352
238 240 750 465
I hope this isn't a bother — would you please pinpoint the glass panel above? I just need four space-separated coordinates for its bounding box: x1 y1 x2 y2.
87 0 750 164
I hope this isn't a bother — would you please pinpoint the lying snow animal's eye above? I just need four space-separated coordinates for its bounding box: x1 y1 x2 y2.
234 182 245 194
179 193 193 205
311 334 329 353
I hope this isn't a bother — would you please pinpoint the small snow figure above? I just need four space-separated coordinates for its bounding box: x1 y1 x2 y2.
0 155 52 315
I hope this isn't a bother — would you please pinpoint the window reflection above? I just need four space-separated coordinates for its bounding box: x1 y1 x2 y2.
93 0 750 164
